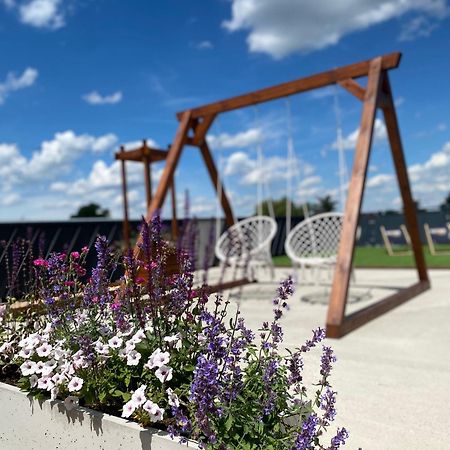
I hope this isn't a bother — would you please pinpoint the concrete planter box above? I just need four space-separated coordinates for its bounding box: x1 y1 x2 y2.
0 382 196 449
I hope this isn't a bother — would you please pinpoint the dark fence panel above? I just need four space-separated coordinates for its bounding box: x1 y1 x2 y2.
1 210 449 298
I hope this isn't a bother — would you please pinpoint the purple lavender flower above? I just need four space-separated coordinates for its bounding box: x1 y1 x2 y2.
328 427 349 449
294 413 319 450
320 346 336 378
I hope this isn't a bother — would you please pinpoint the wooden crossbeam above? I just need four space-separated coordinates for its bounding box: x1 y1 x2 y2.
191 114 217 144
115 146 169 163
177 52 400 119
338 78 366 101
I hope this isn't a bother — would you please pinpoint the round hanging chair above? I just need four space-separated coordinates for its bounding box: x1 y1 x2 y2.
285 212 344 284
215 216 278 280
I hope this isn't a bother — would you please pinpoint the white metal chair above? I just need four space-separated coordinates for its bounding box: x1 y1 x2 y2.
215 216 278 280
285 212 344 285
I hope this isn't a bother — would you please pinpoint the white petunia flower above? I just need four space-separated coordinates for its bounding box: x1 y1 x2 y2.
18 337 30 348
29 374 38 388
94 340 109 355
131 389 147 407
18 347 34 359
145 348 170 370
41 359 57 376
68 376 84 392
108 335 123 349
164 334 182 350
126 350 141 366
121 400 136 418
35 360 45 374
166 388 180 408
142 400 164 422
131 329 146 344
20 360 37 376
36 343 52 357
38 376 55 391
53 348 67 361
124 339 136 353
72 350 86 369
155 365 173 383
52 373 65 385
64 396 79 411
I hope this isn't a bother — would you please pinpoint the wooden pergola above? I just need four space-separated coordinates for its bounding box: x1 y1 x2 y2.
115 140 178 250
134 52 430 338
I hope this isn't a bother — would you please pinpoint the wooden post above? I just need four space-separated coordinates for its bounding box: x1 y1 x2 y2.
380 73 429 283
119 145 130 251
142 139 152 208
144 110 192 222
198 140 235 227
326 57 383 338
170 174 178 239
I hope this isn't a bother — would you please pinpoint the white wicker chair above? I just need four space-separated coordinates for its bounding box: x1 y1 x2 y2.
285 212 344 284
215 216 278 280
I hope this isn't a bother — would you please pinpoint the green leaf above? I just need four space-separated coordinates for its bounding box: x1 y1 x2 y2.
225 414 234 432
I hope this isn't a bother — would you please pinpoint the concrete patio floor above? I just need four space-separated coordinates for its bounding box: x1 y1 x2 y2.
204 267 450 449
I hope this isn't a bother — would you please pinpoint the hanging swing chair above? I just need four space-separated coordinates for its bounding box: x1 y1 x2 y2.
215 215 277 280
283 90 354 285
213 109 278 281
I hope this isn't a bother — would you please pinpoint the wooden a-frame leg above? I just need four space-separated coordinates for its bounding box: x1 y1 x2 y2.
133 110 192 258
198 140 235 228
380 74 429 284
326 57 383 338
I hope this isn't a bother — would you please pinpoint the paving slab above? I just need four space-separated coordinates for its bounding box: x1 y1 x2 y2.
203 268 450 449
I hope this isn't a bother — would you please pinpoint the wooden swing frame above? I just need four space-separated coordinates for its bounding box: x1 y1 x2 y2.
135 51 430 338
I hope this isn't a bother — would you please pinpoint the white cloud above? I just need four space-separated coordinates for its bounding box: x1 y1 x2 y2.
366 173 395 188
364 141 450 208
0 131 118 188
83 90 123 105
19 0 65 29
398 15 438 41
224 150 317 187
332 118 387 150
0 67 38 104
50 158 163 198
0 192 20 206
207 128 262 149
223 0 449 58
195 40 214 50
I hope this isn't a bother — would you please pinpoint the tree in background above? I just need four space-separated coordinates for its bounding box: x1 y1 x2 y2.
316 195 337 213
71 203 110 218
255 195 336 218
440 193 450 211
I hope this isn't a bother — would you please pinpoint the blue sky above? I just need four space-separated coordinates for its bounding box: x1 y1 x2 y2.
1 0 450 221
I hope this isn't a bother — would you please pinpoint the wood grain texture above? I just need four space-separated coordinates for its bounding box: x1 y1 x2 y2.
380 74 429 282
177 53 401 119
326 281 430 338
326 57 383 329
338 78 366 101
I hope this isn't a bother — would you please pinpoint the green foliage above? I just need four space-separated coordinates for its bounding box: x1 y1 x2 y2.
255 195 336 218
71 202 110 218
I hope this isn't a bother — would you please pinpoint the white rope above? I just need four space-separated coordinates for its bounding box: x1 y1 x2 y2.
285 98 310 223
254 106 275 219
214 118 225 242
333 86 349 212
